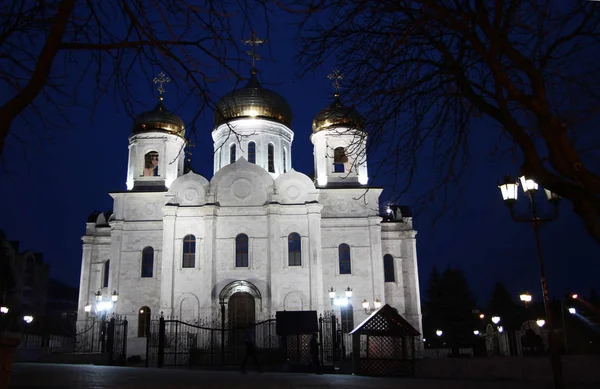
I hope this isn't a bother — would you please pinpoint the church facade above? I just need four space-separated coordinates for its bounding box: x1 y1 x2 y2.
77 73 422 357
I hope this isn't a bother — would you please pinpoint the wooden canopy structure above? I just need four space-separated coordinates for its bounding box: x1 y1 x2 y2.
349 304 420 376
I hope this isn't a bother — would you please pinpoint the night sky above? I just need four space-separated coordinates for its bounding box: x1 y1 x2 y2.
1 12 598 309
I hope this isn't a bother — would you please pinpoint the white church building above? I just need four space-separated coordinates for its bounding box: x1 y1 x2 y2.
77 72 422 357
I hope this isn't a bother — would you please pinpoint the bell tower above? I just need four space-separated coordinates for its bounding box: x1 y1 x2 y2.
126 73 186 190
311 70 368 187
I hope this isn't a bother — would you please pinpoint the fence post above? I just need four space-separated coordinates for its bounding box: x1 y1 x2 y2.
107 317 116 364
319 315 324 369
331 314 337 369
158 315 165 368
122 318 128 365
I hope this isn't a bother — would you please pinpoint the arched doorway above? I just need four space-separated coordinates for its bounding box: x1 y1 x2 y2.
228 292 255 329
228 292 255 348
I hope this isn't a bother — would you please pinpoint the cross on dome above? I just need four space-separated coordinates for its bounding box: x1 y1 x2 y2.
243 32 266 74
153 72 171 101
327 69 344 97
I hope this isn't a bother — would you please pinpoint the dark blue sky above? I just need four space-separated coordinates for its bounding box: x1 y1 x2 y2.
0 12 598 308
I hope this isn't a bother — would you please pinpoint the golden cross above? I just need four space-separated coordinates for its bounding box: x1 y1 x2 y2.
153 72 171 98
328 69 344 94
243 32 266 70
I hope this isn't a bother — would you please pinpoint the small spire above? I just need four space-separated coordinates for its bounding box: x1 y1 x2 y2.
153 72 171 101
243 32 265 75
327 69 344 98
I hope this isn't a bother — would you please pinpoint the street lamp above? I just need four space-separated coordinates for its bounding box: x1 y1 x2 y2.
95 290 102 302
520 292 532 307
435 329 443 337
498 326 504 333
473 330 480 335
23 315 34 324
568 308 576 315
111 290 119 302
537 319 546 328
329 287 352 307
498 174 563 389
84 304 92 313
491 316 501 324
0 306 8 314
362 299 382 314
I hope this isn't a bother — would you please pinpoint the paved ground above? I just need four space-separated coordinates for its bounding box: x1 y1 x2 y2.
8 363 594 389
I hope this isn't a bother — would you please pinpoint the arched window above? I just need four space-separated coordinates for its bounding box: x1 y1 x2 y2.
339 244 351 274
235 234 249 267
268 143 275 173
141 247 154 278
103 260 110 288
182 235 196 268
288 233 301 266
248 142 256 164
138 306 151 337
384 254 395 282
283 148 287 173
143 151 159 176
230 144 237 164
333 147 347 173
215 148 221 168
341 304 354 333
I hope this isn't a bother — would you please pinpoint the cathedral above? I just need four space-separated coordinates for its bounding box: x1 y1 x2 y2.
76 69 423 357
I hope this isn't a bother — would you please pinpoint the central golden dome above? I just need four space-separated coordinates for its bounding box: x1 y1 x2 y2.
213 74 292 129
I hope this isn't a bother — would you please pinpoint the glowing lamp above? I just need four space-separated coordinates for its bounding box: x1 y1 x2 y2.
479 313 485 319
328 287 336 299
568 308 576 314
95 290 102 302
536 319 546 327
571 294 578 299
435 329 443 337
498 175 518 204
473 330 480 335
0 306 8 314
491 316 501 324
23 315 34 324
519 175 538 194
374 299 382 309
362 300 369 310
345 287 353 298
520 292 532 303
498 326 504 333
111 290 119 302
84 305 92 312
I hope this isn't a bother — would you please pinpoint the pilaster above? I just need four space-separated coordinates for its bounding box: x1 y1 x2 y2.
307 203 324 313
160 206 177 315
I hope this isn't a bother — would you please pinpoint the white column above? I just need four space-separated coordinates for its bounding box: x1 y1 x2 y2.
160 207 177 316
368 216 385 304
307 203 324 313
403 232 422 334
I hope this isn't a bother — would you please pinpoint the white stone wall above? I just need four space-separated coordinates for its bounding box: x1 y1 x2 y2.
212 119 293 179
78 147 422 359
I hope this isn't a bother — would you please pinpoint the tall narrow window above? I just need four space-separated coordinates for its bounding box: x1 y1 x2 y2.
182 235 196 268
283 148 287 173
138 306 151 337
230 144 237 164
288 233 301 266
216 149 221 169
384 254 395 282
339 244 351 274
268 144 275 173
248 142 256 164
103 260 110 288
235 234 249 267
341 305 354 333
334 147 347 173
141 247 154 278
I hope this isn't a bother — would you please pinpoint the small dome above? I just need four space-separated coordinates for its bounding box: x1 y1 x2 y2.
214 74 292 129
312 96 364 133
133 99 185 137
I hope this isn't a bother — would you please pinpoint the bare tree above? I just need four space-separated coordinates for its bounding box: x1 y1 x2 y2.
0 0 271 158
289 0 600 243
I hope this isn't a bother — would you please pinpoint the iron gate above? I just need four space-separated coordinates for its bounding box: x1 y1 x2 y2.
74 315 128 364
318 313 342 368
147 315 282 367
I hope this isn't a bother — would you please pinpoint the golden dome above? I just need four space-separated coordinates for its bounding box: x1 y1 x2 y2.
214 74 292 129
132 98 185 137
312 96 364 133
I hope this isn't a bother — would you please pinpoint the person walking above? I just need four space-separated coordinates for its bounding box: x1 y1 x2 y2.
241 327 261 373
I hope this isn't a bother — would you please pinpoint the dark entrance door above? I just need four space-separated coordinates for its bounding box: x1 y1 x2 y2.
228 292 255 348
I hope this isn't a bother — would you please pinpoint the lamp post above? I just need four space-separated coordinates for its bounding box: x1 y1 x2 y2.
498 174 563 389
328 287 353 307
362 299 382 315
560 294 577 354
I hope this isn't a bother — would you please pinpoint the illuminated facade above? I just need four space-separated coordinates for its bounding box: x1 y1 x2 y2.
77 73 422 357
